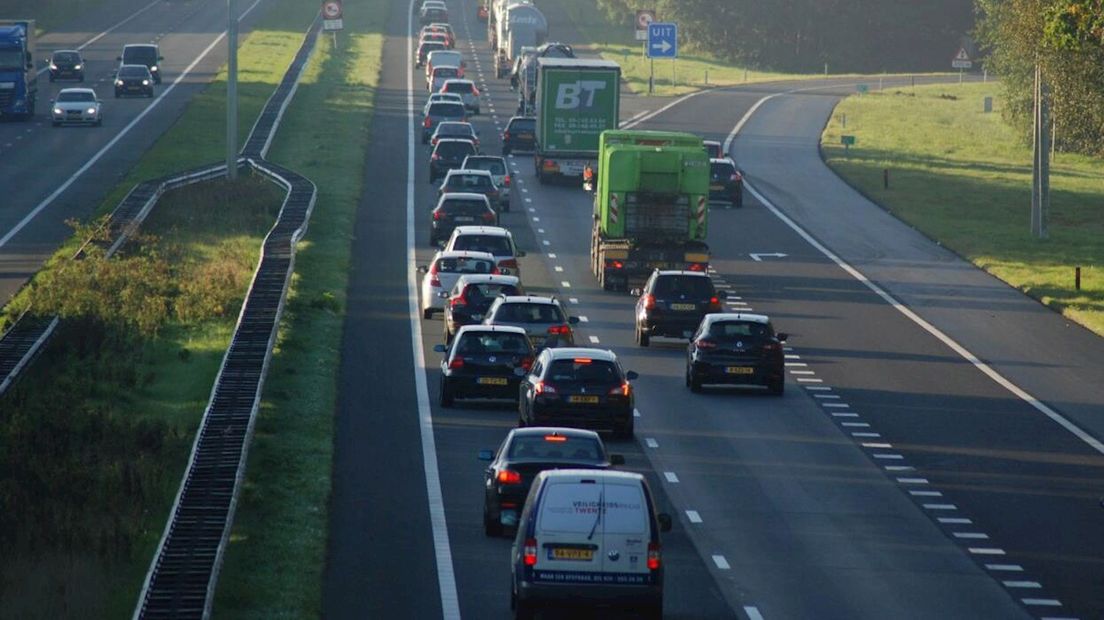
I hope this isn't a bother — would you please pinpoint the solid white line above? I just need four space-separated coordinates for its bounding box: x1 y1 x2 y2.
406 2 459 616
0 0 266 250
35 0 164 76
624 89 712 129
712 555 731 570
685 510 703 524
744 607 765 620
664 471 679 483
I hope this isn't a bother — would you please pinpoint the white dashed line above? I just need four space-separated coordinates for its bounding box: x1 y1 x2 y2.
588 336 600 344
861 442 892 449
578 316 589 322
525 198 533 203
542 240 550 246
644 438 659 448
814 394 841 399
712 555 731 570
852 432 881 438
789 370 816 375
804 386 832 391
796 378 823 383
568 298 579 304
634 408 641 418
685 510 703 524
986 563 1024 572
884 465 915 472
537 228 545 233
784 354 801 359
953 532 990 539
532 216 540 222
909 490 943 497
554 266 563 272
923 503 958 510
1021 599 1062 607
547 253 556 258
938 517 972 524
869 451 901 457
561 281 571 288
897 477 929 484
842 422 872 428
831 412 859 418
823 402 851 408
1003 581 1042 589
969 548 1006 556
663 471 678 483
744 607 765 620
784 362 807 367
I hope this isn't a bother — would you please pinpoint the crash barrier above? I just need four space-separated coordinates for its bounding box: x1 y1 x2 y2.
133 16 321 620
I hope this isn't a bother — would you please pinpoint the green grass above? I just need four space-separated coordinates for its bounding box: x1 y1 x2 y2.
210 3 387 618
822 82 1104 336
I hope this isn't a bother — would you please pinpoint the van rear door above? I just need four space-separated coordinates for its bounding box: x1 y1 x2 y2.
533 478 605 580
601 479 653 584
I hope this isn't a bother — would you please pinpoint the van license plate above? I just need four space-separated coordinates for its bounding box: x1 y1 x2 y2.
550 547 594 561
670 303 696 311
478 377 508 385
568 395 599 404
726 366 754 375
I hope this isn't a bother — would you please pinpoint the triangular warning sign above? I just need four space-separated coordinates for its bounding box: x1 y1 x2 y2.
954 47 970 61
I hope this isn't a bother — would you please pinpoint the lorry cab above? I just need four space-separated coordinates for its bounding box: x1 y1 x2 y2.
0 20 37 119
510 469 671 618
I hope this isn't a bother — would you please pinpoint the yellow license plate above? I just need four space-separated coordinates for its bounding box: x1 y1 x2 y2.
568 395 600 404
726 366 754 375
551 547 594 561
477 377 508 385
670 303 696 311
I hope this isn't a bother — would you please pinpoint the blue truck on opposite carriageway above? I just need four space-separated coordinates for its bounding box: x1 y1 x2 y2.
0 20 37 120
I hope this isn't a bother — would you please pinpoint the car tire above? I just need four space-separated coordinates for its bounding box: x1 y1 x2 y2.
769 377 785 396
636 324 650 347
439 379 455 408
502 146 511 156
513 598 535 620
502 201 510 213
96 117 103 127
615 420 634 440
689 370 703 393
641 600 663 620
483 510 502 537
422 307 434 320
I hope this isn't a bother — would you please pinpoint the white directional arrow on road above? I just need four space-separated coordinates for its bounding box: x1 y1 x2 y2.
749 253 788 262
651 40 672 53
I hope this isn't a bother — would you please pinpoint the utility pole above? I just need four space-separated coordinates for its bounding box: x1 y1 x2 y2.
1031 63 1050 239
226 0 239 180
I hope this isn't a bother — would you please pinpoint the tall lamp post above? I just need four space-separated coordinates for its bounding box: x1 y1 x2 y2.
226 0 238 180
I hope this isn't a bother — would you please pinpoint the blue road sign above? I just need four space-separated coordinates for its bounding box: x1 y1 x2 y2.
647 22 677 59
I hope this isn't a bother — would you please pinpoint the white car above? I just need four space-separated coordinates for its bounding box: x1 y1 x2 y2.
423 92 464 115
425 50 465 81
439 78 480 114
51 88 102 127
419 250 498 319
444 226 524 277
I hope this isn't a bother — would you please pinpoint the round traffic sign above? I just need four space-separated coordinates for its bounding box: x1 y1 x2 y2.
323 1 342 19
636 10 655 30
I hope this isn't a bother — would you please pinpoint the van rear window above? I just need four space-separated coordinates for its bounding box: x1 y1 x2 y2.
537 482 647 535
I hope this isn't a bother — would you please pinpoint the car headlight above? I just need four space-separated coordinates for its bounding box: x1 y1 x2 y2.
87 107 97 115
142 80 150 86
74 64 82 70
150 66 158 72
49 63 57 70
115 80 124 86
53 107 62 115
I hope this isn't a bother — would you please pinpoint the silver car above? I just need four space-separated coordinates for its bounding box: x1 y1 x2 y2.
461 155 511 211
51 88 102 127
483 295 579 349
419 250 499 319
439 78 480 115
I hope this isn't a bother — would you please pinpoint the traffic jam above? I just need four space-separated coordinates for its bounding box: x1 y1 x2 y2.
415 1 776 617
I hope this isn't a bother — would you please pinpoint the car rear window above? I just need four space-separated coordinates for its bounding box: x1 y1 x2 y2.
653 275 714 298
508 435 601 461
547 359 619 384
430 104 467 119
708 321 771 340
436 141 475 157
433 67 459 79
435 256 495 273
444 81 474 94
450 234 511 255
437 123 474 136
420 42 446 54
463 159 506 175
123 47 157 63
537 482 602 534
602 483 648 535
446 175 492 190
454 332 531 355
493 302 564 324
463 282 520 300
508 118 535 131
441 199 489 214
710 162 736 180
704 143 723 159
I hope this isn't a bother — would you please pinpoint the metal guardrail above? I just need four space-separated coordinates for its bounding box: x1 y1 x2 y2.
133 16 322 620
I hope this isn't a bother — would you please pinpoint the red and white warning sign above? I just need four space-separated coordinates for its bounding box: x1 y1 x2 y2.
323 0 344 30
634 9 655 40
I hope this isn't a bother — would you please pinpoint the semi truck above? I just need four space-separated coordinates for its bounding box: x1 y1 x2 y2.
0 20 37 120
589 130 712 291
534 58 620 184
490 0 546 78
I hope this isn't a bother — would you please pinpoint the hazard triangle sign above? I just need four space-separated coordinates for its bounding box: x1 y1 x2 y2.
952 47 972 69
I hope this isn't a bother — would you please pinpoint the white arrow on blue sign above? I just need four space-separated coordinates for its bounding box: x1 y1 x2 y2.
647 22 677 59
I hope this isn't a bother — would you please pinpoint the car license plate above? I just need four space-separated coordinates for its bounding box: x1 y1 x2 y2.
710 184 724 191
550 547 594 561
478 377 508 385
559 163 583 176
726 366 754 375
568 395 599 404
454 216 474 222
670 303 696 311
517 132 533 140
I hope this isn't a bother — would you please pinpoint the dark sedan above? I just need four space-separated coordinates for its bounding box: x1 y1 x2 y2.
501 116 536 155
435 325 535 408
422 101 467 143
430 192 497 246
633 270 724 346
429 138 477 182
686 313 787 395
478 427 623 536
518 348 638 439
47 50 85 82
709 157 744 208
114 64 154 98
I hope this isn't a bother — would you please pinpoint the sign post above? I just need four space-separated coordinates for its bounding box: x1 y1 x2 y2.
227 0 238 180
951 46 972 83
323 0 343 48
647 22 677 95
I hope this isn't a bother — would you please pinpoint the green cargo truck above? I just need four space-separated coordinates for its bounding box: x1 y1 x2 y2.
534 58 620 184
590 130 711 291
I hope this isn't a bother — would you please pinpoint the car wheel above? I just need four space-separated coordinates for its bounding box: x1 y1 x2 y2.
502 146 511 156
422 307 434 320
769 377 785 396
615 420 634 440
439 379 455 408
689 370 703 393
513 598 535 620
483 510 502 537
640 600 663 620
636 324 650 347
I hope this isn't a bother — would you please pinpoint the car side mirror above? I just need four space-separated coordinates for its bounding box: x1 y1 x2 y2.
630 288 643 297
478 449 494 461
657 513 673 532
433 344 447 353
625 370 639 381
159 55 164 61
609 454 625 466
516 250 526 257
776 332 789 343
567 316 579 325
417 265 428 273
116 56 122 61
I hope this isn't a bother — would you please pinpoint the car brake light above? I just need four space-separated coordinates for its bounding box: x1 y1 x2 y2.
448 356 464 369
449 295 466 307
573 358 592 364
547 325 571 336
503 175 511 187
433 210 443 221
431 153 439 161
482 211 496 223
647 541 661 570
524 538 538 566
472 86 480 96
731 172 743 182
608 382 631 396
609 260 624 270
709 296 721 310
643 294 655 310
695 339 717 350
534 381 556 395
543 435 567 442
688 263 706 272
424 117 432 128
520 356 533 370
499 258 518 270
503 131 511 141
497 469 522 484
763 342 782 352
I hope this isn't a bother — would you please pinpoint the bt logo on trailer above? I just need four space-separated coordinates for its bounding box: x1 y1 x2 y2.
555 81 608 109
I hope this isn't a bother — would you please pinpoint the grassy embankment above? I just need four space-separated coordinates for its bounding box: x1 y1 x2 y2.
822 82 1104 336
0 0 324 617
211 1 387 617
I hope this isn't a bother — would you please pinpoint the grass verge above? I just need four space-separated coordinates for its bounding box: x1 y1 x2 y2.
822 82 1104 336
210 3 387 618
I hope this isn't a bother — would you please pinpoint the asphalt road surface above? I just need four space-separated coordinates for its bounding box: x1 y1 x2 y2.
330 0 1104 618
0 0 272 304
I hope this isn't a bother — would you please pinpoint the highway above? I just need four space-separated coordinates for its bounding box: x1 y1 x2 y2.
335 0 1104 619
0 0 271 305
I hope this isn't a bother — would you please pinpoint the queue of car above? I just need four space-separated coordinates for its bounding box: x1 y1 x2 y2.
41 41 167 130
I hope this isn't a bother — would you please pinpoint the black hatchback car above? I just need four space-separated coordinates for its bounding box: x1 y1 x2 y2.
434 325 536 407
518 348 638 439
48 50 84 82
502 116 536 155
429 138 477 182
422 101 467 143
709 157 744 208
443 273 523 341
114 64 154 98
430 192 497 246
633 270 724 346
478 427 623 536
686 313 787 395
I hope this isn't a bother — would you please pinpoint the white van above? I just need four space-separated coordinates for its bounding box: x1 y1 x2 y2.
509 469 671 619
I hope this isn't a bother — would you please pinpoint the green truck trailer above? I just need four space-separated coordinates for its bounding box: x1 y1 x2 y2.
590 130 711 291
534 58 620 184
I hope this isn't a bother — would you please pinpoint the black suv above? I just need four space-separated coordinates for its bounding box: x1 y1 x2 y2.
429 138 477 182
518 348 638 439
430 193 497 246
501 116 536 155
118 44 163 83
434 325 535 407
48 50 84 82
709 158 743 208
633 270 724 346
686 313 787 394
422 101 467 143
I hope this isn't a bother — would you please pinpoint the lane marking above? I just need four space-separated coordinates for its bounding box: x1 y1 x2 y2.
923 504 958 510
804 386 832 391
685 510 703 524
954 532 990 539
986 564 1024 572
784 362 807 367
788 370 815 375
554 265 563 272
547 252 556 258
968 548 1006 555
406 3 460 616
634 408 642 418
712 555 731 570
1003 581 1041 588
822 403 851 408
897 477 929 484
861 442 892 449
588 336 600 344
852 432 881 438
0 0 266 251
842 422 872 428
796 378 823 383
938 517 972 524
884 465 915 471
909 490 943 497
831 412 859 418
814 394 841 399
561 281 571 288
578 315 589 322
644 437 659 448
744 607 765 620
1021 599 1062 606
664 471 679 483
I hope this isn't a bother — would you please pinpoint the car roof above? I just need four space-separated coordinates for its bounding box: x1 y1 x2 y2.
454 324 528 337
703 312 771 325
58 88 97 95
428 22 453 29
538 469 644 484
455 273 520 286
543 347 618 362
508 116 536 122
463 155 506 163
434 138 476 148
654 269 710 278
433 250 496 260
439 191 490 201
445 168 492 177
452 225 511 236
436 121 474 130
497 295 557 306
53 49 80 55
509 427 602 441
123 43 158 50
709 157 735 165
